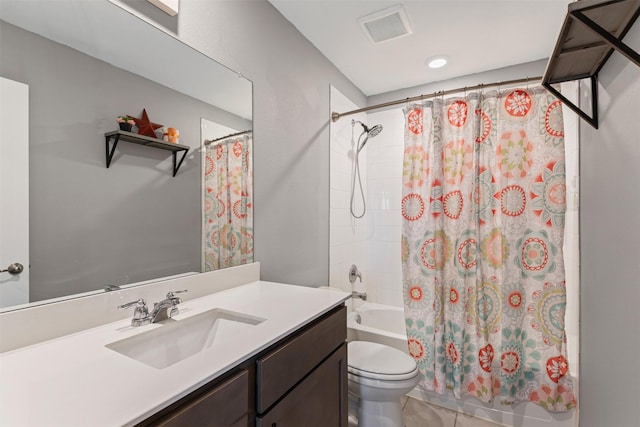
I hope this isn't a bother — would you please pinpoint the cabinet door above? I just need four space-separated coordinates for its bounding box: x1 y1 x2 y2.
154 369 249 427
257 343 347 427
256 306 346 413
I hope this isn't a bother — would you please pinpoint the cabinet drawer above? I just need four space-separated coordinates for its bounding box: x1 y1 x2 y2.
256 305 346 413
257 343 347 427
155 369 249 427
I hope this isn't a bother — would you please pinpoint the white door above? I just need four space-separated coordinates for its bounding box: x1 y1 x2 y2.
0 77 29 308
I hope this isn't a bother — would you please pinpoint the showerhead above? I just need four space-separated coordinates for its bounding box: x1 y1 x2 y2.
353 120 383 136
367 124 383 138
356 123 383 152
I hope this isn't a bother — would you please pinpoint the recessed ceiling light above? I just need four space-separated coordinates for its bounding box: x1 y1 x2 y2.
427 56 448 69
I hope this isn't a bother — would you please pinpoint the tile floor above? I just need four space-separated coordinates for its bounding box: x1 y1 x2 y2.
402 396 506 427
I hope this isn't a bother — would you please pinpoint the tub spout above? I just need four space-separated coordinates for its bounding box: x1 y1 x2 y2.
352 291 367 301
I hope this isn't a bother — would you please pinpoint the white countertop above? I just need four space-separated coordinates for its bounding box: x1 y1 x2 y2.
0 281 350 427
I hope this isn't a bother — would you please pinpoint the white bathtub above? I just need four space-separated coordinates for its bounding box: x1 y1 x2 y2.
346 302 408 354
346 302 577 427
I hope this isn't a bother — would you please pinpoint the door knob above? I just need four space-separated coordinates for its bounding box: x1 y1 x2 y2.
0 263 24 275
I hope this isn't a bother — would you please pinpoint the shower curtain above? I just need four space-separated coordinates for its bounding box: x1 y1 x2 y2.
401 87 576 411
204 134 253 271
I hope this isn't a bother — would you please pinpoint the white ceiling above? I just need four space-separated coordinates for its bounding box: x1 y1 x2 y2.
269 0 573 96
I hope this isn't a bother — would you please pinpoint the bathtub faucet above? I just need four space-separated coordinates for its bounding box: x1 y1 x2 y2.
351 291 367 301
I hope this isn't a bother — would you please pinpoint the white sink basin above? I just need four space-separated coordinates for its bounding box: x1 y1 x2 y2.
106 308 265 369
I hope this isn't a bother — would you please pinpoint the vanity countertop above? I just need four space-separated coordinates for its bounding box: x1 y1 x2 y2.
0 281 350 427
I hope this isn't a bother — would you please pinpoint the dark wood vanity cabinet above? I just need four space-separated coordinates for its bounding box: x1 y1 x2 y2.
152 369 250 427
139 305 347 427
256 343 347 427
256 305 347 427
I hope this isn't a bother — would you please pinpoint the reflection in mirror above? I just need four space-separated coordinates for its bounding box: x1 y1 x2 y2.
0 0 253 311
201 120 253 272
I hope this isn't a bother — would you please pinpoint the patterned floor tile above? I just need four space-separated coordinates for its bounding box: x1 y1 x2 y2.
403 397 457 427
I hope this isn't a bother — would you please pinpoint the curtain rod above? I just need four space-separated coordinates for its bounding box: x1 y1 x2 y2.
204 129 252 146
331 75 543 122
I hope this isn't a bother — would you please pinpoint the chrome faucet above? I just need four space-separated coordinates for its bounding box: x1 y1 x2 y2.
348 265 366 300
351 291 367 301
117 290 188 326
150 290 188 323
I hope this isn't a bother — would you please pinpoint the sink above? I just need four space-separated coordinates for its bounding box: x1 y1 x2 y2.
106 308 266 369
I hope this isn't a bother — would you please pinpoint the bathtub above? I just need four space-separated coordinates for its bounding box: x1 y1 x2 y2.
346 302 577 427
346 302 408 354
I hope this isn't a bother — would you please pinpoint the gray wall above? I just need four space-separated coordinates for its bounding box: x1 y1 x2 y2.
0 21 248 301
174 0 366 286
579 21 640 427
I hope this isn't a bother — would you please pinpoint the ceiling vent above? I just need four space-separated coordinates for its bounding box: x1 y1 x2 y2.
359 4 413 44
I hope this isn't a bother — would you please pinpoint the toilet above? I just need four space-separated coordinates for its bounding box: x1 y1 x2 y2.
347 340 420 427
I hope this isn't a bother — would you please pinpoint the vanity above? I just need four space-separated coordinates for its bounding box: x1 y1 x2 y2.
0 279 350 427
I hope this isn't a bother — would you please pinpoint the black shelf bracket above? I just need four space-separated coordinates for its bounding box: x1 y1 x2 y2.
104 130 190 177
543 76 599 130
105 133 121 168
172 150 188 177
542 0 640 129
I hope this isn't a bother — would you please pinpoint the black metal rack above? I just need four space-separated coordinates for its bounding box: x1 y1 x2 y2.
542 0 640 129
104 130 189 177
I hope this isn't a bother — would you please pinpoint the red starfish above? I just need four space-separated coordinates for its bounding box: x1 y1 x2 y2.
133 109 163 138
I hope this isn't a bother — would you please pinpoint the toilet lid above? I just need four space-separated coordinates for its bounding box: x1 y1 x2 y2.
348 341 418 381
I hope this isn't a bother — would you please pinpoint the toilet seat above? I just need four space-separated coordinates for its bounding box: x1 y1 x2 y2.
347 341 418 381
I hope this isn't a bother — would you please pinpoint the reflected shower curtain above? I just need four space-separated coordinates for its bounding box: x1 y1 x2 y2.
401 87 576 411
204 134 253 271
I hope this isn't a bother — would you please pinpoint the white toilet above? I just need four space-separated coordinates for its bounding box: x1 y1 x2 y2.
347 340 420 427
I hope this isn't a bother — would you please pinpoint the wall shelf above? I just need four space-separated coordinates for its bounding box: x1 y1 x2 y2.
104 130 189 177
542 0 640 129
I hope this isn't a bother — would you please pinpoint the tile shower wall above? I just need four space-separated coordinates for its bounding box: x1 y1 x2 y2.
330 87 406 307
329 87 406 307
365 109 406 307
329 86 368 303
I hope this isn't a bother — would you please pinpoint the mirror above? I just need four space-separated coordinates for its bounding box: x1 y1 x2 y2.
0 0 253 311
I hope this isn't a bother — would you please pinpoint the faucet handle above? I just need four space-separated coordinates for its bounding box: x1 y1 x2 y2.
166 289 188 299
117 298 151 327
349 265 362 284
166 290 188 305
117 298 147 311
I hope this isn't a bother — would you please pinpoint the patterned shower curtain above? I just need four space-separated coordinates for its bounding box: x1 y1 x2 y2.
204 134 253 271
401 87 576 411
